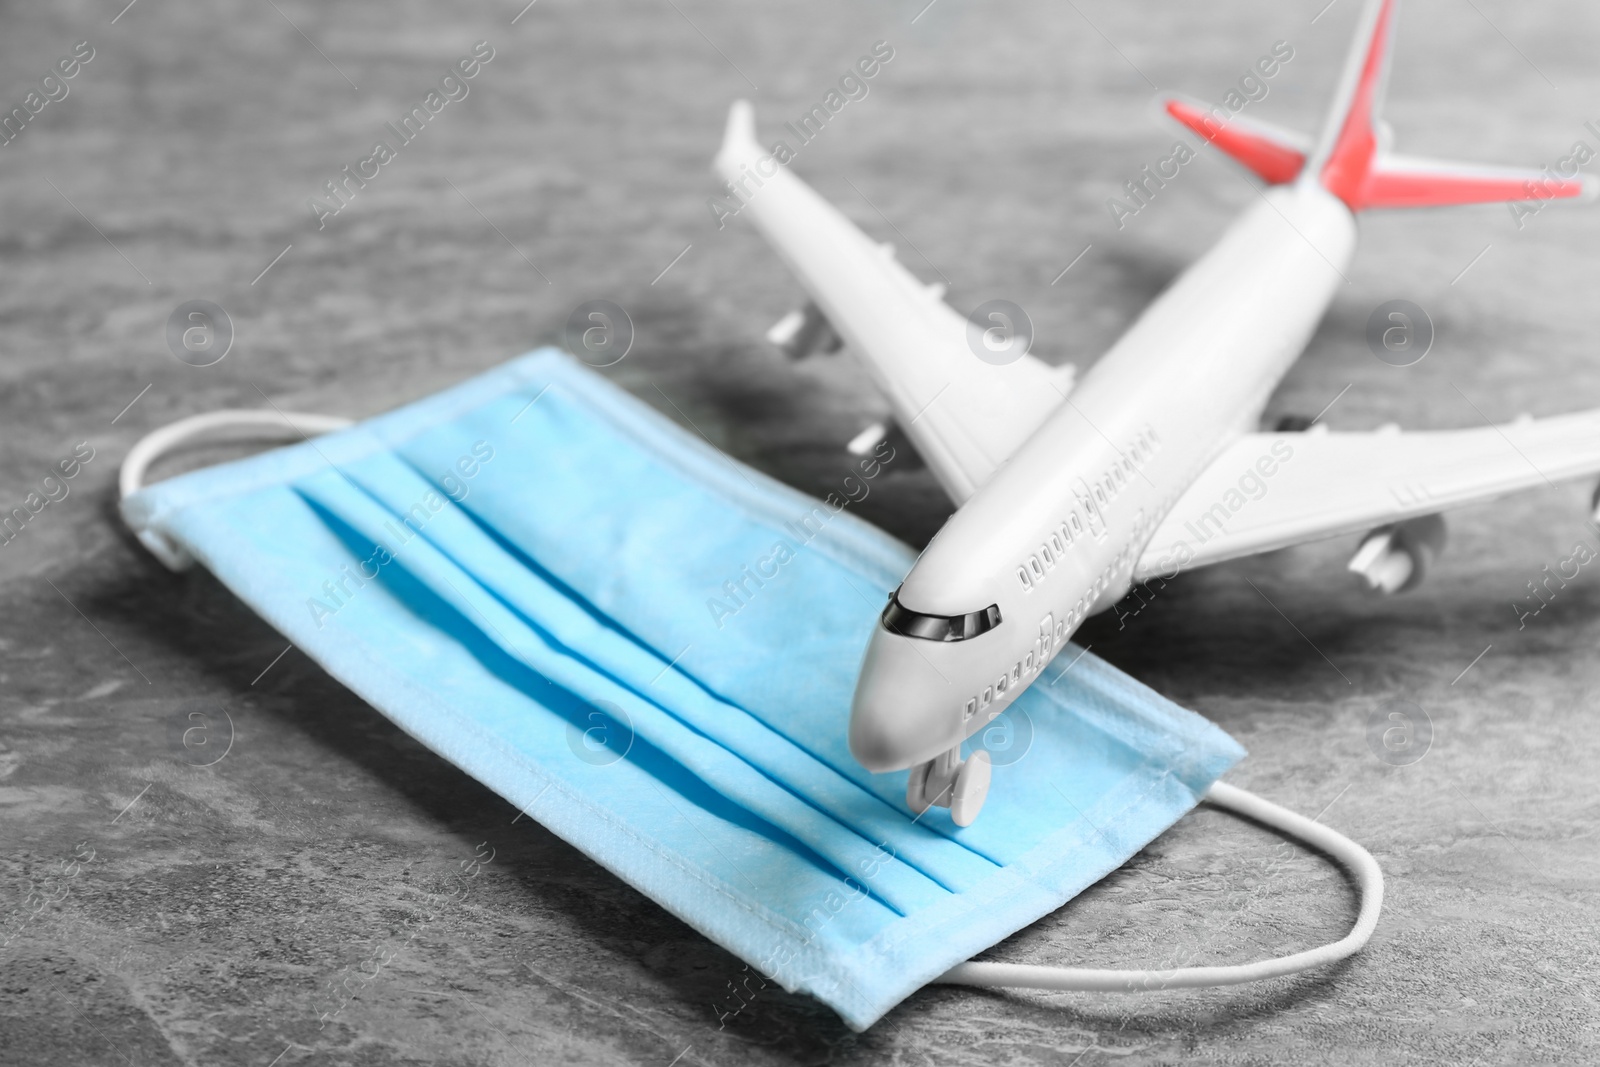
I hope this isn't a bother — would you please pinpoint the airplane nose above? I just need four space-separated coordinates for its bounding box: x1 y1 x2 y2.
848 626 962 772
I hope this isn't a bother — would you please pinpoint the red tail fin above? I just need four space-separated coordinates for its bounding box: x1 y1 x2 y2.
1166 0 1596 212
1315 0 1395 207
1315 0 1593 210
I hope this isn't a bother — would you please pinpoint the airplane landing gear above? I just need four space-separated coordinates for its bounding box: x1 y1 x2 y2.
906 745 992 826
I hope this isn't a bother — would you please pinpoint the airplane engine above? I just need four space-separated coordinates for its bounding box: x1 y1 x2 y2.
765 300 842 360
1347 513 1447 594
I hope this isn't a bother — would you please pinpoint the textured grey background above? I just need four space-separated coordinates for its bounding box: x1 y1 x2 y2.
3 0 1599 1064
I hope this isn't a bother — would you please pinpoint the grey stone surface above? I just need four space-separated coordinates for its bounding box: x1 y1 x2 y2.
3 0 1599 1063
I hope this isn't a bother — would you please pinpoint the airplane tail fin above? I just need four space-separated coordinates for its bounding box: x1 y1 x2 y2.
1165 0 1597 211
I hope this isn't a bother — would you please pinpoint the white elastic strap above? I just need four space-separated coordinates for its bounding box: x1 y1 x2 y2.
120 409 352 572
937 780 1383 992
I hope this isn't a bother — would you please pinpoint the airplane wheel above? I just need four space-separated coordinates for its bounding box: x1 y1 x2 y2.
906 760 933 814
949 751 992 827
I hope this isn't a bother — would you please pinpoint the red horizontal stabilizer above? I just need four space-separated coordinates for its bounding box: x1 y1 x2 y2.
1164 97 1307 185
1358 159 1593 210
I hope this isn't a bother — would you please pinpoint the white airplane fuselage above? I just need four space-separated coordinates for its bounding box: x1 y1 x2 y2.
849 180 1356 771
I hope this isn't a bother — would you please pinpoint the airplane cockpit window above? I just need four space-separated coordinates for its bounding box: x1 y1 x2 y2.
880 593 1002 642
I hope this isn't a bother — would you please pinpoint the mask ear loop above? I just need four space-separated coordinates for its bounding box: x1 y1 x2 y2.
937 781 1383 991
119 410 353 572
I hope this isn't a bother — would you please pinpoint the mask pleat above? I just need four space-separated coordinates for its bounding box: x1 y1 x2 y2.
378 448 1004 893
293 465 969 916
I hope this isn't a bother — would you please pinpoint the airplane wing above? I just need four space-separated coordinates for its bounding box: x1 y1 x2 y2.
714 101 1076 504
1132 410 1600 582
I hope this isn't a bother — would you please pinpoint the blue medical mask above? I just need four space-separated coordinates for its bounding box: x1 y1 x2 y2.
121 349 1256 1028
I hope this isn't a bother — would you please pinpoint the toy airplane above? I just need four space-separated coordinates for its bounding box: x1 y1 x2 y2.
713 0 1599 826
